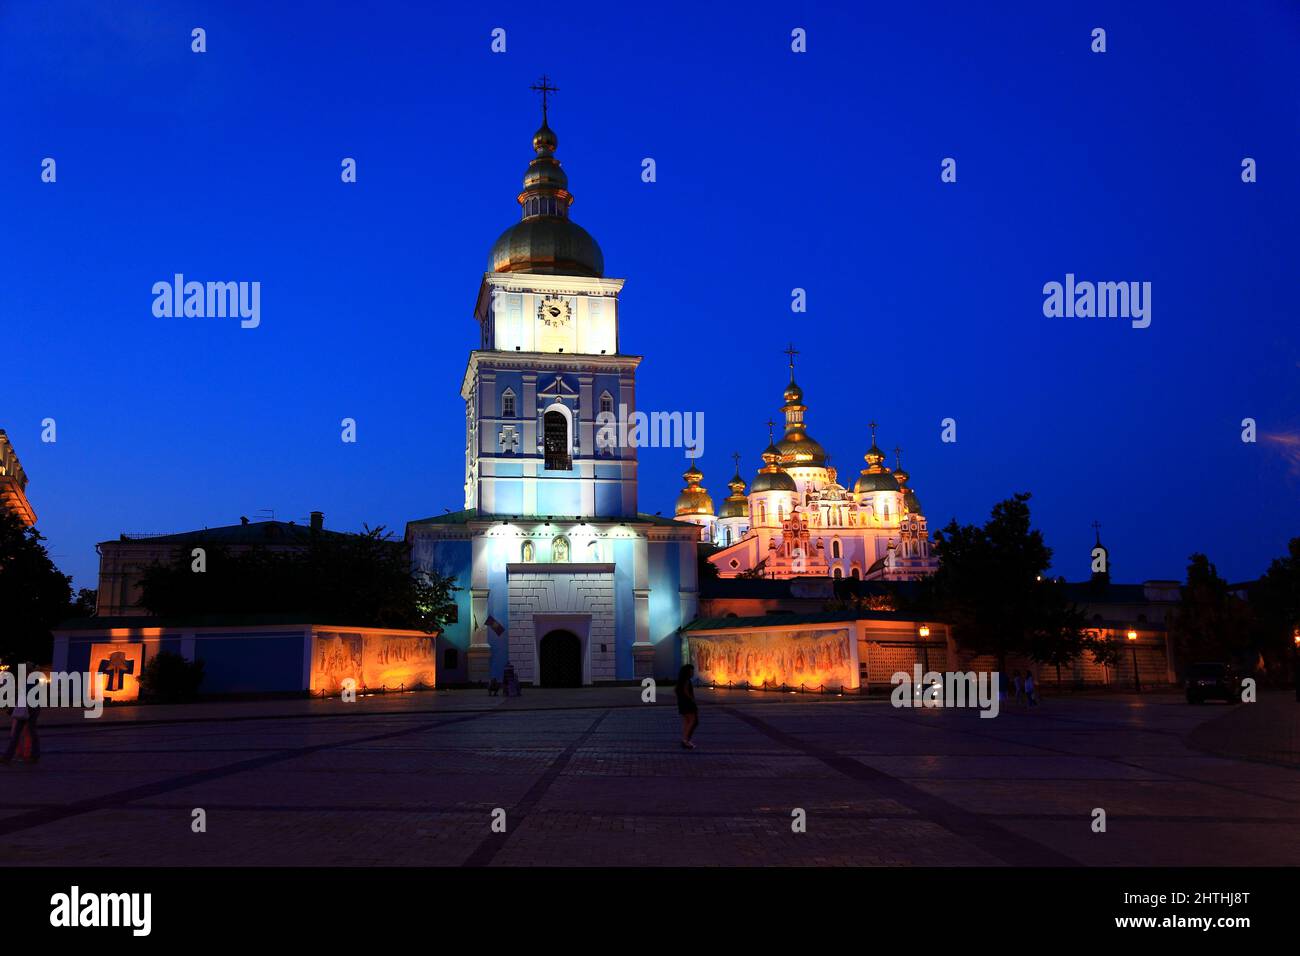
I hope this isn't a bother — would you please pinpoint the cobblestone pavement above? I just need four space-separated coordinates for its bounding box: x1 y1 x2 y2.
2 689 1296 866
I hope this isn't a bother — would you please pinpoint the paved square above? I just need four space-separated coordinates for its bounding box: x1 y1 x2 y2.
2 689 1296 866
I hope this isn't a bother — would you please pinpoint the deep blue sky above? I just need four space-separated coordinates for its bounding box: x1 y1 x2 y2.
4 0 1298 589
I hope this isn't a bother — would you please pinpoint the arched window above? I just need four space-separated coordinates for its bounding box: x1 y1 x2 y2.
544 409 571 470
851 566 860 579
833 567 843 579
758 503 767 524
831 539 842 559
552 536 570 562
723 527 731 546
501 388 516 418
599 390 613 415
521 540 535 562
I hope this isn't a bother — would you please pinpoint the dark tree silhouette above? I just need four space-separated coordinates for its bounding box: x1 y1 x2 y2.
0 511 73 664
136 526 457 632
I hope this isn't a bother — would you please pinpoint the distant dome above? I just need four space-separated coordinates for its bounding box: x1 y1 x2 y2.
719 495 749 519
675 488 714 516
854 471 900 494
777 433 827 467
752 469 797 493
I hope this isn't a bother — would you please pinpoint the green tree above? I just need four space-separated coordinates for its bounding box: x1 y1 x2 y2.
1168 554 1254 667
927 493 1084 676
0 511 73 664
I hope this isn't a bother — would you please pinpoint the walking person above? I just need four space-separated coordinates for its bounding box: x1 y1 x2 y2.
675 664 699 750
1 664 41 765
1024 670 1037 707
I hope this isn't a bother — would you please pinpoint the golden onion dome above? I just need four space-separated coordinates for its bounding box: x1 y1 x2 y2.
675 488 715 516
855 470 900 494
751 469 797 493
903 490 922 514
777 433 827 467
719 495 749 519
783 379 804 404
489 117 604 278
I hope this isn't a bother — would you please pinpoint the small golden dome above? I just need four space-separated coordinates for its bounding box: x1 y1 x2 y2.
675 488 715 516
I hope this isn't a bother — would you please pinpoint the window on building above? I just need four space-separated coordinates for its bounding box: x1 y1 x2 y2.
600 391 613 415
543 410 571 470
501 389 516 418
723 527 731 546
832 539 842 558
833 567 843 579
758 503 766 524
850 567 860 579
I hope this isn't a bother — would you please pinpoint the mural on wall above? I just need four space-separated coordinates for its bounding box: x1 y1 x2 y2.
310 631 437 693
688 627 856 690
90 643 145 702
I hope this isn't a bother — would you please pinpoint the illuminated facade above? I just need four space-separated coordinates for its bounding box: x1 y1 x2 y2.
689 359 939 582
407 96 699 686
0 429 37 526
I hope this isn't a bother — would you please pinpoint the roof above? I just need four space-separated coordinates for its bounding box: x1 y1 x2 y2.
699 575 922 601
54 613 438 634
686 609 924 632
407 510 698 529
105 520 350 547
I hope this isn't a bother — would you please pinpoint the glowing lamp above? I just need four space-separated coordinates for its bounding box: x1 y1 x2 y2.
1126 629 1138 641
1293 626 1300 647
919 626 931 639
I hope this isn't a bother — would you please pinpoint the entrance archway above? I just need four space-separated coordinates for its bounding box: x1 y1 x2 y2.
538 630 583 687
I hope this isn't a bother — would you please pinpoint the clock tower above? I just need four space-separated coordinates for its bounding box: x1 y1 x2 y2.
464 87 638 519
408 82 697 689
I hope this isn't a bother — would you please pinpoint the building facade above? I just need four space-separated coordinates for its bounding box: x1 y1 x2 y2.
0 429 37 526
407 102 699 687
681 361 939 582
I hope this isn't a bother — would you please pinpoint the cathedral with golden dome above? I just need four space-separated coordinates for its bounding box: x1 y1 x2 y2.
675 351 939 581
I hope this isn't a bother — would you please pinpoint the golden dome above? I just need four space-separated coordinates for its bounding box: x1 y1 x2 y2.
719 464 749 518
777 433 827 467
489 115 604 278
675 460 714 517
675 488 714 516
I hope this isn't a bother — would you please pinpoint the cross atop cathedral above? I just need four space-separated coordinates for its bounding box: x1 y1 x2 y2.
732 451 741 470
784 343 799 381
766 418 776 443
868 420 879 442
894 445 903 467
530 75 559 123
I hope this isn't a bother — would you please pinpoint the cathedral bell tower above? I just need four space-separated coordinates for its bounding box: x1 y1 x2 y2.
464 78 639 518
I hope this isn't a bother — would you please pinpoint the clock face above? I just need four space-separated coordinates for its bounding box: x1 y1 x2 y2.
538 297 571 328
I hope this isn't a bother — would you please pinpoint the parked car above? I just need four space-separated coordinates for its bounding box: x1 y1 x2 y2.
1184 662 1241 704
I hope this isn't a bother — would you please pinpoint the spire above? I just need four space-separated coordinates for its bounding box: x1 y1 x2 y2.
490 78 604 277
893 445 909 487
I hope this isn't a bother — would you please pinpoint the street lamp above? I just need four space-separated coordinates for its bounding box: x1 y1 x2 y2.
918 625 931 673
1127 629 1141 693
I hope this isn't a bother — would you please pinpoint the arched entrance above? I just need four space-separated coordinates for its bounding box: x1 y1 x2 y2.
538 630 583 687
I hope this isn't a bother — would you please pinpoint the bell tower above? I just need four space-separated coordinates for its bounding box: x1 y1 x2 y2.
463 81 639 518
